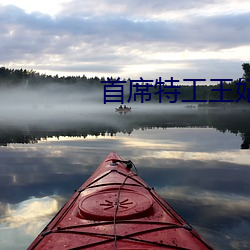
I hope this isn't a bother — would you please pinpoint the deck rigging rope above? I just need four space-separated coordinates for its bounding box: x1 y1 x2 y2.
113 160 137 250
34 158 212 250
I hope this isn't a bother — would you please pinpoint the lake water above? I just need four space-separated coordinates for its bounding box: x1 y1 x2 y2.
0 105 250 249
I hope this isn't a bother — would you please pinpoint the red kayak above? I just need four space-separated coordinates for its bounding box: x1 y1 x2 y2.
28 152 213 249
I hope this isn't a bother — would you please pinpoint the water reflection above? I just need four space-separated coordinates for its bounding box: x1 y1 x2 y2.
0 107 250 149
1 196 59 228
0 111 250 249
0 196 62 250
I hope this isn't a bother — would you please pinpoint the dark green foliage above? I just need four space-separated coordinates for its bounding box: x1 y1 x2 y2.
0 67 102 89
242 63 250 80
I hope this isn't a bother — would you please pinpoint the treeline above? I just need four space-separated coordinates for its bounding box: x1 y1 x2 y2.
125 63 250 104
0 64 250 104
0 67 104 89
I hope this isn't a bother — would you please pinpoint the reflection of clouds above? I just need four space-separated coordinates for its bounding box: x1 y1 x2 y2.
43 135 115 142
0 196 62 250
157 186 250 249
121 139 184 150
117 129 188 151
5 143 101 176
194 223 250 250
154 150 250 166
0 202 8 218
157 186 250 216
5 128 246 170
0 129 249 250
0 196 59 231
117 127 243 152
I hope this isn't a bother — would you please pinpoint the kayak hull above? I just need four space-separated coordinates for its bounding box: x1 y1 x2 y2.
28 152 213 249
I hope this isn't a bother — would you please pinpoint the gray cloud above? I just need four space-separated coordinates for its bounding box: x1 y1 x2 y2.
0 1 249 78
59 0 217 18
1 4 249 46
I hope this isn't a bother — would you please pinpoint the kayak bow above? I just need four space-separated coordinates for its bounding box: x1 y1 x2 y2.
28 152 213 249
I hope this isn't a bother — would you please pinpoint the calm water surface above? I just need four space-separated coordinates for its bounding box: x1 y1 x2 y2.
0 107 250 249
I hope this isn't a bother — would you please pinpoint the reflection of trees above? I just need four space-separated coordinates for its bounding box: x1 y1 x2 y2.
0 109 250 149
0 131 38 146
202 109 250 149
241 139 249 149
241 133 250 149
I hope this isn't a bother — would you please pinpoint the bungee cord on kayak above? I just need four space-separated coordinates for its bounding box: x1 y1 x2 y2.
28 152 213 250
33 170 211 249
112 159 138 250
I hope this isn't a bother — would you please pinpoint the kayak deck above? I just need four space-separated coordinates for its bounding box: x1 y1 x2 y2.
28 152 213 249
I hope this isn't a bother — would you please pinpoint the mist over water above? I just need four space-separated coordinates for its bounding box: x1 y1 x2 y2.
0 84 110 123
0 84 250 149
0 84 198 128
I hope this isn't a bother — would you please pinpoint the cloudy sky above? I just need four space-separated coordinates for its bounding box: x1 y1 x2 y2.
0 0 250 82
